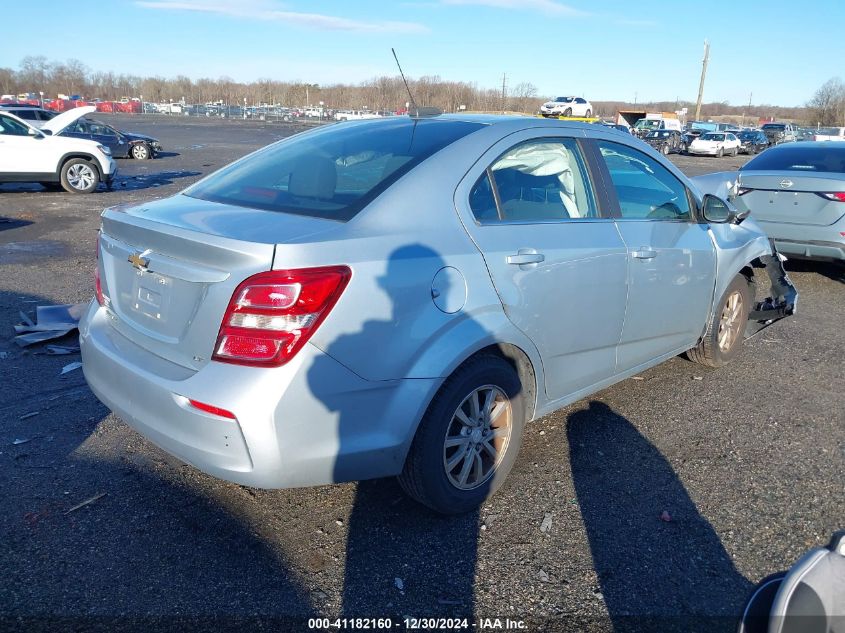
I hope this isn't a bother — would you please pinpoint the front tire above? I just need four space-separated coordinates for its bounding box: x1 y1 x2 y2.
60 159 99 194
563 108 572 117
717 147 724 158
131 143 151 160
687 275 752 368
585 109 592 118
662 143 670 155
398 354 526 514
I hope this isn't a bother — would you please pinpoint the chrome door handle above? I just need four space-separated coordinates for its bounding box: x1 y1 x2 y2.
632 248 657 259
507 250 545 265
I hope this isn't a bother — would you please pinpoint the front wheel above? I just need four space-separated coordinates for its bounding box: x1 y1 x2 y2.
562 108 572 117
60 159 100 194
131 143 151 160
687 275 752 368
662 143 670 155
398 354 526 514
717 147 724 158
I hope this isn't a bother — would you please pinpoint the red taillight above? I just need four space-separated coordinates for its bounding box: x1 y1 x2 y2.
819 192 845 202
212 266 351 367
187 399 236 419
94 232 104 306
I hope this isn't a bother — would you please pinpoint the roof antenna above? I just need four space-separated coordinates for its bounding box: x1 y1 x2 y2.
391 48 441 118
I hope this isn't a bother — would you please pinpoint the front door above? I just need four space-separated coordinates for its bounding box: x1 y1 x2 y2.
0 114 44 174
593 140 717 372
455 134 628 402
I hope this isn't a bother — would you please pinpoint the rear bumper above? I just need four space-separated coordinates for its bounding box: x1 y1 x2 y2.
79 302 437 488
756 219 845 261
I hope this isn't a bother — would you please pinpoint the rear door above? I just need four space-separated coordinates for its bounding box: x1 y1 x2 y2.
591 139 716 372
455 131 628 401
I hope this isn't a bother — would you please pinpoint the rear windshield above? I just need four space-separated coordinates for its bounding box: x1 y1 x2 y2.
742 145 845 173
184 118 485 221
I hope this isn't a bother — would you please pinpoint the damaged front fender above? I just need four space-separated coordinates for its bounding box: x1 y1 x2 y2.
746 243 798 338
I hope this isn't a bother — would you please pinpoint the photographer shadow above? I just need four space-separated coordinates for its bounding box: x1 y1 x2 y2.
568 401 752 632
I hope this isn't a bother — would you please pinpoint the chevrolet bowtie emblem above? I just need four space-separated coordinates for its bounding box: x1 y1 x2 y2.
128 251 151 271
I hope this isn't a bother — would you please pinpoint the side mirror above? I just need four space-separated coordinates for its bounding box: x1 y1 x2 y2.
702 194 750 224
40 128 53 136
27 127 40 137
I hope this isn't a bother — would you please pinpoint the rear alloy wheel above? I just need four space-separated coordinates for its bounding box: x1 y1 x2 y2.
131 143 151 160
398 354 525 514
585 109 592 118
60 159 99 194
687 275 752 367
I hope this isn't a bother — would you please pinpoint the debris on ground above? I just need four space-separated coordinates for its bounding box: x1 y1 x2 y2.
65 492 107 515
0 351 9 360
540 512 553 533
43 345 80 355
692 376 703 381
538 569 550 583
632 376 644 381
60 362 83 375
13 303 86 347
18 412 39 420
394 577 405 592
660 510 673 522
12 438 32 445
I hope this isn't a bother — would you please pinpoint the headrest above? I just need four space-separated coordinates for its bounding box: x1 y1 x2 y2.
289 155 337 199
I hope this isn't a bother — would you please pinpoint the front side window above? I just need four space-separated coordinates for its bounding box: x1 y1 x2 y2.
0 114 30 136
469 138 597 222
597 140 692 221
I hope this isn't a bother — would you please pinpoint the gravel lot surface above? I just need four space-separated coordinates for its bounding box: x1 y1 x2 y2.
1 115 842 632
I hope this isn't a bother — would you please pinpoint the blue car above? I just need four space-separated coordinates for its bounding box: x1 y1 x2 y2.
80 115 796 513
59 116 161 160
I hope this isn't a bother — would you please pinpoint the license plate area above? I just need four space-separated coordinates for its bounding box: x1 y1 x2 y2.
131 271 172 322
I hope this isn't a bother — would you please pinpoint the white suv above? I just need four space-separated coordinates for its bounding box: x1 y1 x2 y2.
0 106 117 193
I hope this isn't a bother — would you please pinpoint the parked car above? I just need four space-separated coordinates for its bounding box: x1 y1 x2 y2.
539 96 593 118
0 106 117 193
631 117 682 139
0 105 56 128
59 116 161 160
643 129 684 155
682 128 706 150
761 122 796 145
737 130 769 155
79 115 796 514
688 132 742 157
813 127 845 142
733 142 845 261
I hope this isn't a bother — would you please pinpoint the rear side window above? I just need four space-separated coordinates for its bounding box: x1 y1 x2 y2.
469 138 597 223
743 146 845 173
185 118 485 221
597 140 692 221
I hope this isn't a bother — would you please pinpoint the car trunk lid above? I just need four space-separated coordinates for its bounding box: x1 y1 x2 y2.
736 172 845 226
98 196 343 370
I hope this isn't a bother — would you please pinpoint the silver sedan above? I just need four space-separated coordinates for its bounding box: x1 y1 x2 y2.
80 115 796 514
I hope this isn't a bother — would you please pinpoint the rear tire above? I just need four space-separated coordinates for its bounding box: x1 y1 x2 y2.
687 275 752 368
398 354 526 514
60 159 99 194
585 109 592 118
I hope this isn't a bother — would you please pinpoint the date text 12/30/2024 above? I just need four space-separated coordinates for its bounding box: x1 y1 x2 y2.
307 618 527 630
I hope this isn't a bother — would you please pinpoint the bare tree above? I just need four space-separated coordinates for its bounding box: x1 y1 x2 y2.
807 77 845 126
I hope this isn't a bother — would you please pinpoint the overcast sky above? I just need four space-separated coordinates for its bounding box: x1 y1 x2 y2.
2 0 841 106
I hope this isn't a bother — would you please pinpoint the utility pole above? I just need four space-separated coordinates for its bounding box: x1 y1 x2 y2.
741 91 752 127
694 39 710 122
501 73 507 114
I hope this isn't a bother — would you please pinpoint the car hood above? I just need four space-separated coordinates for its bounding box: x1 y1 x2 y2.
41 105 96 134
122 132 159 143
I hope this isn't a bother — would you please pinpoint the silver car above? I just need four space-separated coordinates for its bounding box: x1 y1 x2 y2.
732 142 845 261
80 115 797 514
